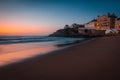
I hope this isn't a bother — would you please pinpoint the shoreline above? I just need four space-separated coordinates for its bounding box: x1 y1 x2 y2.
0 38 92 68
0 36 120 80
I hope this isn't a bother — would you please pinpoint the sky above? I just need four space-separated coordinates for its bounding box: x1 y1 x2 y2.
0 0 120 36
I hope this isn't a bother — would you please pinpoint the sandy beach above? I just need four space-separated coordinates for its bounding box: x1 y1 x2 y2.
0 36 120 80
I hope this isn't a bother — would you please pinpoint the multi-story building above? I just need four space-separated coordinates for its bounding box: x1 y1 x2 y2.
97 13 117 29
115 18 120 29
84 13 120 30
84 19 99 29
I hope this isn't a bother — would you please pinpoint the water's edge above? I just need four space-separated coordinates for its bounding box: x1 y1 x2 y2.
0 38 93 69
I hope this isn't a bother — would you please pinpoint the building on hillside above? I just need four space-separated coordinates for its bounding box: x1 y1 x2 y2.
71 23 84 28
84 19 99 29
97 13 117 29
78 28 105 36
115 18 120 29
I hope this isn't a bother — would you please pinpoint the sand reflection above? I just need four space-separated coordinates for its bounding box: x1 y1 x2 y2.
0 42 58 67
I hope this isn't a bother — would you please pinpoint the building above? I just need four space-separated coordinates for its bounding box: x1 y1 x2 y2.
115 18 120 29
71 23 84 28
84 19 99 29
78 28 105 37
97 13 117 29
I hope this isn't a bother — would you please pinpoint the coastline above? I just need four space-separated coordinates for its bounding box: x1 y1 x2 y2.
0 36 120 80
0 38 90 68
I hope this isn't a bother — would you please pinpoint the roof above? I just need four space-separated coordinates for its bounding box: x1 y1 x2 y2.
85 19 97 24
116 18 120 20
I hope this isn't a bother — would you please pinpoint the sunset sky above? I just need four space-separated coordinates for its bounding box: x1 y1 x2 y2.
0 0 120 36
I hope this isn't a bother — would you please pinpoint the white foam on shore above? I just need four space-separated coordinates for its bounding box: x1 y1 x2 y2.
0 37 84 67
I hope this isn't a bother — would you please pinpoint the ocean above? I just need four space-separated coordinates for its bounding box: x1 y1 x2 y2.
0 36 84 67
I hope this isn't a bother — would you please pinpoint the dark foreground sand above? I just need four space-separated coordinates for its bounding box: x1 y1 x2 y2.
0 36 120 80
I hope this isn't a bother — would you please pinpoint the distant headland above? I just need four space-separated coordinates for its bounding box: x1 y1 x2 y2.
49 13 120 37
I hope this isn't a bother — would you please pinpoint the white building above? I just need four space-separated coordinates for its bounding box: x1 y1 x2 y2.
84 19 98 29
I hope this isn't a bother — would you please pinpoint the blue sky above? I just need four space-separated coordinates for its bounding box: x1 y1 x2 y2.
0 0 120 35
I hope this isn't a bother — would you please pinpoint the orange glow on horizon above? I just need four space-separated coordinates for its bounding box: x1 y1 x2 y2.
0 26 54 35
0 23 55 35
0 16 57 35
0 15 58 35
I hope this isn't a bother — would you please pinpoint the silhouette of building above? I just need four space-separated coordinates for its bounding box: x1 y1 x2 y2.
71 23 84 28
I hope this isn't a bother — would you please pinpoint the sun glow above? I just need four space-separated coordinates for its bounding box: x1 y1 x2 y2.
0 27 51 35
0 25 53 35
0 19 54 35
0 11 57 35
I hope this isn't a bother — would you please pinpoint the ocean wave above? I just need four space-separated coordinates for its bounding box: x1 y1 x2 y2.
0 36 82 44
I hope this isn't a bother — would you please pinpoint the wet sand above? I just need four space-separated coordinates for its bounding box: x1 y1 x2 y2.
0 36 120 80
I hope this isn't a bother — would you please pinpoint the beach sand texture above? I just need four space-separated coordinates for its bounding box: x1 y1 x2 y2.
0 36 120 80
